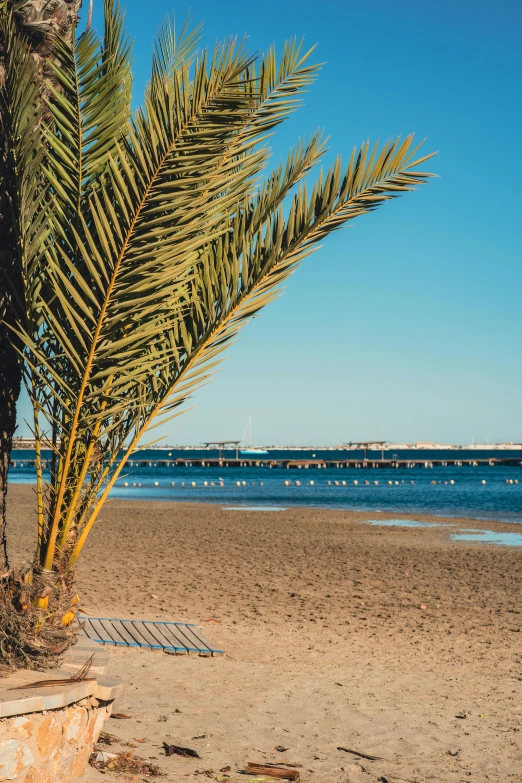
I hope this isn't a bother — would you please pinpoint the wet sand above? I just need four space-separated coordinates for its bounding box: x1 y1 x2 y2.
7 485 522 782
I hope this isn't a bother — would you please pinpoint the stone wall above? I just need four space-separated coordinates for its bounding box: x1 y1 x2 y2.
0 695 113 782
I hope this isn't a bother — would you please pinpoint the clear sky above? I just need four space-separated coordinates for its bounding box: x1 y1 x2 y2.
16 0 522 446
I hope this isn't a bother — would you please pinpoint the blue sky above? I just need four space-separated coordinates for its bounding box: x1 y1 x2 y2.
17 0 522 445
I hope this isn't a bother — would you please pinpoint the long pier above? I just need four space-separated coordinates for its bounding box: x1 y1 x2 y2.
9 457 522 469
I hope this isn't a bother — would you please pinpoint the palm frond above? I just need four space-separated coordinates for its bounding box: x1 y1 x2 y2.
44 0 132 218
140 136 435 435
3 4 435 576
0 9 47 314
18 26 326 569
71 135 435 561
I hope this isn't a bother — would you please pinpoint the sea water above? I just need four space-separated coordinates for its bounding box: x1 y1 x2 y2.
8 449 522 524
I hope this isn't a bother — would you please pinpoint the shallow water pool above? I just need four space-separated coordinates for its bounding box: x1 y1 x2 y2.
366 518 441 528
451 529 522 547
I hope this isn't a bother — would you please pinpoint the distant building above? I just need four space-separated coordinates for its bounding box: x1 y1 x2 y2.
12 437 60 449
12 438 37 449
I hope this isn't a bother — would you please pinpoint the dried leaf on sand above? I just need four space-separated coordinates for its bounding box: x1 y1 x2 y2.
163 742 201 758
97 730 121 745
337 746 384 761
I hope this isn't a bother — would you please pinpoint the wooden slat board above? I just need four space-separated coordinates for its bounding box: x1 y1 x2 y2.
99 618 128 646
170 623 213 653
146 623 188 653
79 616 223 655
130 621 164 649
185 624 224 654
109 620 142 647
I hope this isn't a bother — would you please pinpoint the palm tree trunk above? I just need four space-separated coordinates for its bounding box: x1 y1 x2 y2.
0 246 21 572
0 0 83 569
11 1 83 55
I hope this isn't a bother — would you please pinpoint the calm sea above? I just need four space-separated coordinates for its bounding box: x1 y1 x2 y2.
8 448 522 524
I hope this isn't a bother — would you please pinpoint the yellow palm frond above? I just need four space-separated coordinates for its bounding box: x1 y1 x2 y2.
1 3 435 572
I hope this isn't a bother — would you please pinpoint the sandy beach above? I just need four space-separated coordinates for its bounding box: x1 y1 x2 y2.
6 485 522 782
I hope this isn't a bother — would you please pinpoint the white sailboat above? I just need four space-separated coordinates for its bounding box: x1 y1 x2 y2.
240 416 269 455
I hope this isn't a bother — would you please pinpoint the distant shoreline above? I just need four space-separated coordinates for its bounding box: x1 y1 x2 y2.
10 441 522 451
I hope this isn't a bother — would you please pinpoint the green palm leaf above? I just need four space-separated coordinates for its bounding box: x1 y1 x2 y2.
0 8 48 315
45 0 132 202
3 4 435 578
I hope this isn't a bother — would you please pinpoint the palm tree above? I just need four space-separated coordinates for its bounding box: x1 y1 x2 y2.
0 0 83 579
0 0 435 670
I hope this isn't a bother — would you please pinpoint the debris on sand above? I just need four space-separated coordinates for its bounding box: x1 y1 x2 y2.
97 730 121 745
163 742 201 758
89 749 163 776
95 751 118 763
245 762 300 780
337 746 384 761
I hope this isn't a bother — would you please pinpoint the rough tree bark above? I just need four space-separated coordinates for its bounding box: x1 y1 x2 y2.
0 0 83 568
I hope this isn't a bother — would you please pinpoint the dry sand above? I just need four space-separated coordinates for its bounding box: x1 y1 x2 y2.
6 485 522 782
